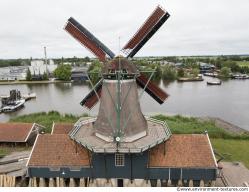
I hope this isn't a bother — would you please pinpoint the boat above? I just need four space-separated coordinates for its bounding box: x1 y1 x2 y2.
203 73 218 78
0 95 10 99
232 74 249 80
0 89 26 113
1 99 25 113
1 91 36 101
207 81 222 85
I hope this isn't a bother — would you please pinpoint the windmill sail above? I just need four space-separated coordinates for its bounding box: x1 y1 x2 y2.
122 6 170 58
136 74 169 104
65 17 115 62
80 79 103 109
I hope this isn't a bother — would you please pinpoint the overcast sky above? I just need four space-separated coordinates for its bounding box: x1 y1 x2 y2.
0 0 249 59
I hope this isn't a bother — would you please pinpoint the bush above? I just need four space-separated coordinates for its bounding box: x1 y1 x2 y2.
220 67 231 78
26 68 32 81
54 64 72 81
177 68 185 77
162 66 177 80
191 68 200 77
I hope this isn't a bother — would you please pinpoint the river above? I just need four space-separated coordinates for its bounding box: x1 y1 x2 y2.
0 76 249 131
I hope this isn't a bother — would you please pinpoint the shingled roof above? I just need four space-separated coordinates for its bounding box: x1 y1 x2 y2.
149 134 217 168
27 134 90 167
52 123 74 134
0 123 36 142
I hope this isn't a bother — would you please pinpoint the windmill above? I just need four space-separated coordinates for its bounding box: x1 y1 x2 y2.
65 5 170 144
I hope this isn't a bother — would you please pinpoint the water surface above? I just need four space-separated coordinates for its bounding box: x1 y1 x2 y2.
0 77 249 131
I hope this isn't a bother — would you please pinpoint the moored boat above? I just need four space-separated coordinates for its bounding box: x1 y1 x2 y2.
203 72 218 78
1 99 25 113
232 74 249 80
207 81 222 85
0 89 26 113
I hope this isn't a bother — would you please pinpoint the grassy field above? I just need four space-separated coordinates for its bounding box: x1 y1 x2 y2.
153 114 249 139
0 146 31 158
9 111 86 133
236 61 249 67
211 139 249 168
6 112 249 168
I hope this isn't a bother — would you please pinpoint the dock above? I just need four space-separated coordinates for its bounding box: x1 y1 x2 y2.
22 93 36 101
177 77 204 82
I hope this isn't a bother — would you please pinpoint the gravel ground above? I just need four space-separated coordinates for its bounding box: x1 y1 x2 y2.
219 162 249 187
198 116 249 134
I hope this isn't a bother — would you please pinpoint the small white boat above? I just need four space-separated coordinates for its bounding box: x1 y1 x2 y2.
1 99 25 113
207 81 222 85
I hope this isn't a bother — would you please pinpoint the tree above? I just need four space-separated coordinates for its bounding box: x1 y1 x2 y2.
54 64 72 81
42 72 49 80
153 64 162 81
84 56 90 62
162 66 177 80
192 68 200 77
220 67 231 78
177 68 185 78
26 68 32 81
88 60 101 85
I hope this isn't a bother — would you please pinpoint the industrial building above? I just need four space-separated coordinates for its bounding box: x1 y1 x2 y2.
29 60 57 80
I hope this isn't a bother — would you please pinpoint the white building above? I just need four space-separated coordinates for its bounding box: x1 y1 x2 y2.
29 60 57 76
0 66 28 81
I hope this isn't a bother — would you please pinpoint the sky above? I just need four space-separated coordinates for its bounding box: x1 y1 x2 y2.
0 0 249 59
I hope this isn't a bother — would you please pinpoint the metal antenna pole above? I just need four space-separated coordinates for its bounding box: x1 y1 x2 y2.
115 36 121 143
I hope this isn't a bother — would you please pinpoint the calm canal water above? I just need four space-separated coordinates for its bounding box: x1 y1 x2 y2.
0 77 249 131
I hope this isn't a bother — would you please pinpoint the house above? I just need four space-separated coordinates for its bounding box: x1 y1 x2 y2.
199 62 215 73
0 123 43 146
51 123 74 134
71 67 88 82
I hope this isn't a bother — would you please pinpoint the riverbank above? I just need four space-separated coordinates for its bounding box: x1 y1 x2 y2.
0 80 72 85
6 111 249 168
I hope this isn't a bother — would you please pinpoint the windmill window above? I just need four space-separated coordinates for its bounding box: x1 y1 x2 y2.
115 153 125 167
109 69 115 74
122 69 128 73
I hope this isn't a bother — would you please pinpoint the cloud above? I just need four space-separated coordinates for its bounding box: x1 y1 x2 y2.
0 0 248 59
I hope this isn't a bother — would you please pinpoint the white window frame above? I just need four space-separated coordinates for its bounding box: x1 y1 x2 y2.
115 153 125 167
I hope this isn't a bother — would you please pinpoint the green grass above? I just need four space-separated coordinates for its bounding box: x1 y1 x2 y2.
9 111 88 133
0 146 31 158
236 61 249 67
152 114 249 140
211 139 249 169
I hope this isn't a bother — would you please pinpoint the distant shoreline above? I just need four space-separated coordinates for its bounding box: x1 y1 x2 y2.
0 80 72 85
